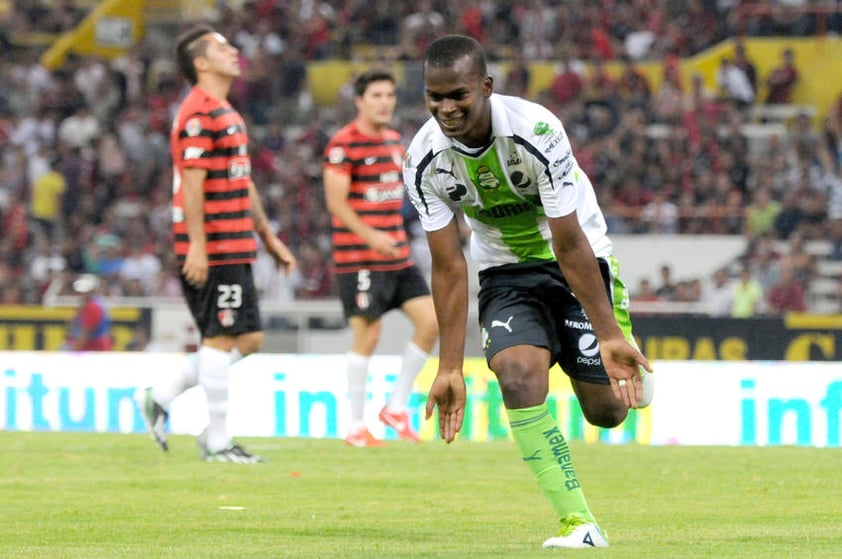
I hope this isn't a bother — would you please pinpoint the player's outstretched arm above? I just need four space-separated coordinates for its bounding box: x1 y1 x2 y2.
549 213 652 408
425 218 469 442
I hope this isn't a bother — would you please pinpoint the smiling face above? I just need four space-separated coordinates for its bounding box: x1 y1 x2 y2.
424 54 493 148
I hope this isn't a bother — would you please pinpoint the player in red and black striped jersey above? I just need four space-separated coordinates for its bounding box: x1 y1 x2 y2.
323 69 438 447
135 24 295 463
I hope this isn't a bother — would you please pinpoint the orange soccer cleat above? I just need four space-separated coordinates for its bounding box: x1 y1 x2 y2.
378 407 420 443
344 426 385 448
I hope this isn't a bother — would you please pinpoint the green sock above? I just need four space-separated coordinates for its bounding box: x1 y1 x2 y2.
507 403 597 525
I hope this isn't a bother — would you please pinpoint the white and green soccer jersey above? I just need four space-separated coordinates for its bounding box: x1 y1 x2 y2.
403 94 612 271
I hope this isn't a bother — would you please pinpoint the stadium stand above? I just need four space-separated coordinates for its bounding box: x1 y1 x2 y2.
0 0 840 318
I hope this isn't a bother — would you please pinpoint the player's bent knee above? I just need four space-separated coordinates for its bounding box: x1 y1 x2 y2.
493 361 548 408
581 404 628 429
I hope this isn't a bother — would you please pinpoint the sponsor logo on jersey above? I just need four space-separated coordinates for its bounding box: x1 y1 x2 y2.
576 332 601 366
578 333 600 356
476 201 534 219
218 309 236 327
446 182 468 202
490 315 514 333
185 118 202 137
510 170 532 190
184 146 204 160
542 426 581 490
379 170 400 184
364 185 404 203
542 132 565 154
435 163 457 178
564 318 593 330
533 121 552 135
229 159 251 179
328 146 345 165
507 152 522 166
475 165 501 190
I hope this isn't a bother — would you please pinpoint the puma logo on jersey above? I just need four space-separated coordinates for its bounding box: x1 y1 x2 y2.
365 156 378 165
491 316 514 333
435 163 457 178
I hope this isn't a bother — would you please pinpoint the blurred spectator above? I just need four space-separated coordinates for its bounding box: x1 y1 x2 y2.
633 278 661 304
744 188 781 238
731 264 765 317
785 232 816 285
766 261 806 314
296 241 332 299
400 0 444 59
764 47 799 104
773 189 807 240
64 274 113 351
641 191 679 234
582 58 616 108
57 105 100 149
503 50 531 98
27 232 66 296
655 264 677 301
119 242 161 295
733 40 758 94
615 55 651 111
29 153 66 239
827 169 842 260
651 56 685 124
701 268 734 316
548 53 584 107
716 56 754 109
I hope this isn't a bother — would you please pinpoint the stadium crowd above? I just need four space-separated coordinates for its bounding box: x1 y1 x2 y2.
0 0 841 315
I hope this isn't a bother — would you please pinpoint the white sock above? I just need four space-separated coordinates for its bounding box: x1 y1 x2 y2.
152 352 199 408
347 352 370 427
198 345 233 452
385 342 429 412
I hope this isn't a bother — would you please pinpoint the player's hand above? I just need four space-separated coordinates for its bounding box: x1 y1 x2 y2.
182 244 209 286
366 229 400 258
425 369 466 444
599 337 653 409
267 237 297 275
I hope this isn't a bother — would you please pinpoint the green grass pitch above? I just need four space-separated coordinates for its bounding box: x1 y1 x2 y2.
2 432 840 558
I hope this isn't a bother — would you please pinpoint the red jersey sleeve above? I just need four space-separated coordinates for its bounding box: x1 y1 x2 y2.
175 112 216 171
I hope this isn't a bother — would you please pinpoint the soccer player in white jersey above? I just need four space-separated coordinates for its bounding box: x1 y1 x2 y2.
403 35 654 549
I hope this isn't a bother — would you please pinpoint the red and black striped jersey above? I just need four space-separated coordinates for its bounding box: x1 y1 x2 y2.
171 86 257 266
323 121 412 274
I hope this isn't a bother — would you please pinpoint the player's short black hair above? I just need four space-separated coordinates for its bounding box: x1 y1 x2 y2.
423 35 487 80
175 24 216 85
353 68 395 97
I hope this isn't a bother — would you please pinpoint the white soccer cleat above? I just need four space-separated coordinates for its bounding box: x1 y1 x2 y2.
134 387 169 451
636 367 654 409
542 515 609 549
